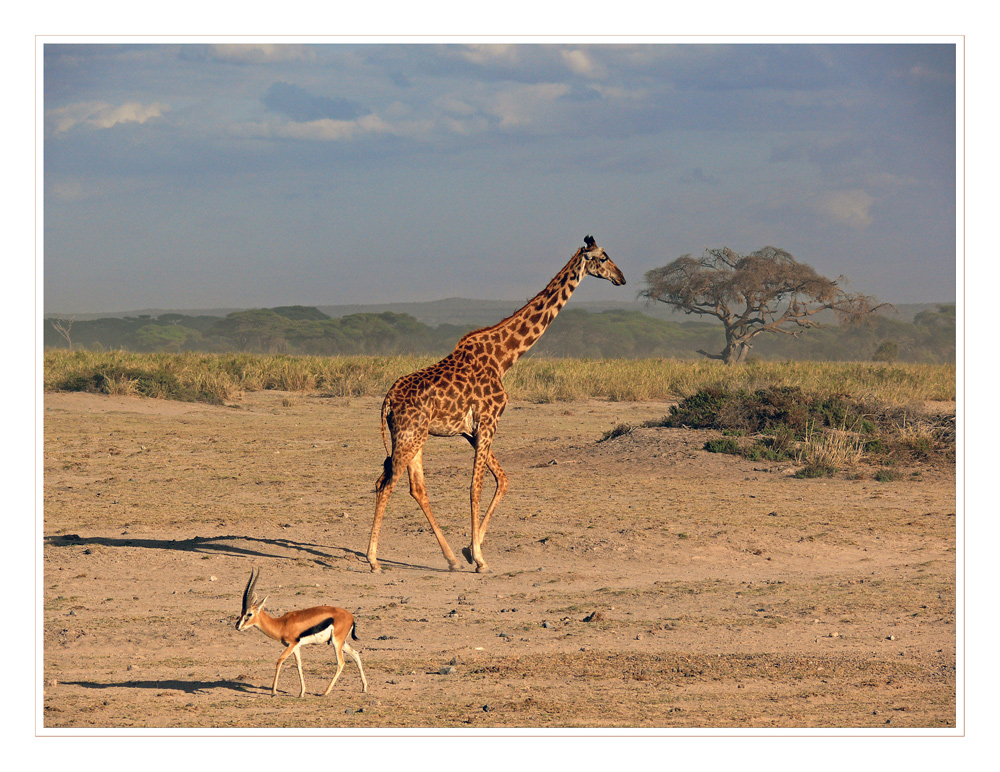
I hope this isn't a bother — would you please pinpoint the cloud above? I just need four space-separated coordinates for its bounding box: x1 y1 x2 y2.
48 179 96 202
561 49 604 78
452 45 520 67
817 189 875 229
262 82 368 122
235 113 392 142
47 101 168 134
199 44 316 65
485 83 572 129
680 167 721 185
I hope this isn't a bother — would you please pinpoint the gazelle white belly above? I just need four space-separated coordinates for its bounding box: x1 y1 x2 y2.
297 621 336 647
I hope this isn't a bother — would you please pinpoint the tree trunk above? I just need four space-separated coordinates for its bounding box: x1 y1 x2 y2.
720 339 751 364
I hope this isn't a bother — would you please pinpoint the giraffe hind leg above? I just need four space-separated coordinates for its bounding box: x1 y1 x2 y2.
407 449 461 570
368 454 407 573
367 433 425 573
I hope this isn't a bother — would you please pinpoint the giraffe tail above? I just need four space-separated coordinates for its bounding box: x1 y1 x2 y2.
379 396 392 456
375 397 393 493
376 456 393 493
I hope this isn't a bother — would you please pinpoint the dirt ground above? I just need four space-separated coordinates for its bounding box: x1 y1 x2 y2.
41 389 956 731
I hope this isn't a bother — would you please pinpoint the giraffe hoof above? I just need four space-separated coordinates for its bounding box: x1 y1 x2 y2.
368 564 382 574
447 561 462 572
475 564 491 574
461 547 475 565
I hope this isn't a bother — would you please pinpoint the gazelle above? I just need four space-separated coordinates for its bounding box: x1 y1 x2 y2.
235 568 368 697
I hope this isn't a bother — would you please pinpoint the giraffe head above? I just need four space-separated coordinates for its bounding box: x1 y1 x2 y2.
581 235 626 286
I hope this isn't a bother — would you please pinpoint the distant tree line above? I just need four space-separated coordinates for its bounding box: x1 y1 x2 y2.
43 303 955 364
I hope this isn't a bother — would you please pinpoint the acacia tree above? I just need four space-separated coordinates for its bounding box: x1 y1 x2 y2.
640 246 888 364
50 317 75 349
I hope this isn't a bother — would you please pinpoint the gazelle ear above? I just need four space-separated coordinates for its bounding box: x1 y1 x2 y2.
258 596 268 610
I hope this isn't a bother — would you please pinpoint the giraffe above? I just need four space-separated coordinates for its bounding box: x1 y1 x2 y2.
365 235 626 573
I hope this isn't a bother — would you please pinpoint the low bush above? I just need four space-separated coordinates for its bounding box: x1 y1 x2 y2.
638 385 953 478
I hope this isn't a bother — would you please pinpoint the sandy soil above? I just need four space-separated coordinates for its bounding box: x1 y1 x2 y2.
42 390 956 730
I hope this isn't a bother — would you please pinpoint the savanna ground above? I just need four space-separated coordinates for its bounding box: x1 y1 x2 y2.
42 374 956 730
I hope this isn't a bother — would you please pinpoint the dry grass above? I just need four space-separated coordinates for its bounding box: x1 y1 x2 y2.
44 350 956 406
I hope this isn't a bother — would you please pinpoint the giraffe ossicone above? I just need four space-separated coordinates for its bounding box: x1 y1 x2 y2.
365 235 626 573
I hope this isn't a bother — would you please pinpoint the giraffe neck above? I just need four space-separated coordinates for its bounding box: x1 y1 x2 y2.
461 250 586 375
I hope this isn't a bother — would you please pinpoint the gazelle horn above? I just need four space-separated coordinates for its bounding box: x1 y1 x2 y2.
242 567 260 614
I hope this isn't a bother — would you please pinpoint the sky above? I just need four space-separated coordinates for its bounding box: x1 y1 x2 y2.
42 41 958 315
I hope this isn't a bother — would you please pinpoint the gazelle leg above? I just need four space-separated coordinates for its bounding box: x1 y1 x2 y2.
292 648 307 698
272 643 299 696
342 642 368 692
408 449 461 570
323 640 347 696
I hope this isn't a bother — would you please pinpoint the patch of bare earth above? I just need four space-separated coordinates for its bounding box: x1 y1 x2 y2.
43 391 955 729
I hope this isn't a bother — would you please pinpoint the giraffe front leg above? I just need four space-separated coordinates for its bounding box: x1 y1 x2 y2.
477 448 508 541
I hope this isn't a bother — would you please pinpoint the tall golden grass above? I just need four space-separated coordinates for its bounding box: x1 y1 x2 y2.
43 349 956 405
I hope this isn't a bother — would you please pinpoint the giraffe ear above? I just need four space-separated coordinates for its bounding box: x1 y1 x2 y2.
584 235 596 249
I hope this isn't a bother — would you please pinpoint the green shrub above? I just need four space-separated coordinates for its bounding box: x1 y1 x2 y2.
794 464 837 479
704 438 743 455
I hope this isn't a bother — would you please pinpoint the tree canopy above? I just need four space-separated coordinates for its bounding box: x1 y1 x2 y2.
640 246 890 364
44 301 953 364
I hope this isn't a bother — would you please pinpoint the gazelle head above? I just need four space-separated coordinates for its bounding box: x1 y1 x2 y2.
236 568 269 631
581 235 626 286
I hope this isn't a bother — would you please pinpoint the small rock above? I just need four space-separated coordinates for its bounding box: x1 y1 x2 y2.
439 666 456 675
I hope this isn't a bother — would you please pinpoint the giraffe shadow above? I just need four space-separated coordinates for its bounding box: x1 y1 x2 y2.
60 678 254 695
44 532 462 573
44 532 355 567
